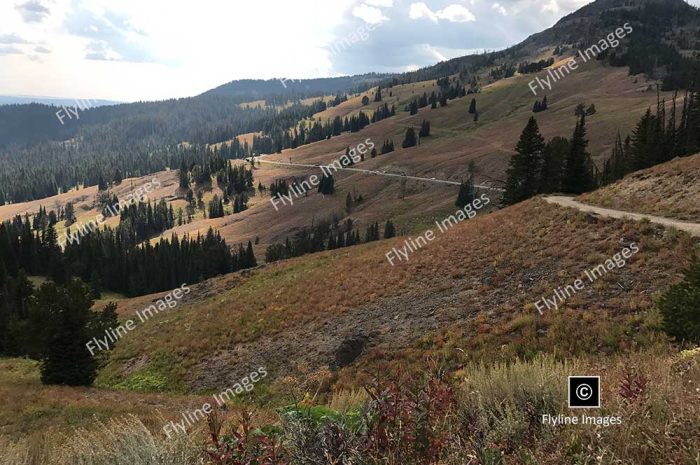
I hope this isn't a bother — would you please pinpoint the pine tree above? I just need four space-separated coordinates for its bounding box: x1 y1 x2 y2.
64 203 76 226
384 220 396 239
455 177 475 208
245 241 257 268
503 117 545 204
658 256 700 343
539 136 569 193
38 280 97 386
381 140 395 154
563 115 596 194
419 120 431 138
318 173 335 195
469 98 477 114
402 127 417 148
179 162 190 190
602 132 630 184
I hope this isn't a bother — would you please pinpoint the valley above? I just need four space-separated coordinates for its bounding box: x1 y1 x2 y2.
1 0 700 463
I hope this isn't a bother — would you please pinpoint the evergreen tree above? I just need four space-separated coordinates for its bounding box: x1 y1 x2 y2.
503 117 545 204
402 127 417 148
658 256 700 344
38 280 97 386
602 132 631 184
318 173 335 195
381 140 395 154
245 241 257 268
539 136 569 193
419 120 431 138
208 195 225 218
179 162 190 190
455 177 475 208
64 203 76 226
97 175 108 191
563 115 597 194
469 98 476 114
384 220 396 239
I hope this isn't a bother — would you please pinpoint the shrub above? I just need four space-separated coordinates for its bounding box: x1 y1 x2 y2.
206 410 287 465
51 415 200 465
457 356 568 455
658 256 700 344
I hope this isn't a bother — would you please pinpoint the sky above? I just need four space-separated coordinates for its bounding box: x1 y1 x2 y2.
0 0 695 102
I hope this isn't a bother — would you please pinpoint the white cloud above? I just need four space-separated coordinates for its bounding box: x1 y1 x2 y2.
364 0 393 6
421 43 448 61
409 2 438 22
436 4 475 22
542 0 560 13
492 3 507 15
409 3 475 23
352 4 389 24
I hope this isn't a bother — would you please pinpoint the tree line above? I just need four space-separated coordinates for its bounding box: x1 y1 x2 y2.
265 216 396 263
0 214 257 298
503 87 700 205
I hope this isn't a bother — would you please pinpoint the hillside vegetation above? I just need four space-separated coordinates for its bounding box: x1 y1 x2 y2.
581 153 700 221
92 196 697 393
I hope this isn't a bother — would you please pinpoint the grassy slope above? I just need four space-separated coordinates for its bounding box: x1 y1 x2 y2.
149 61 672 249
1 61 668 252
94 196 697 394
580 153 700 222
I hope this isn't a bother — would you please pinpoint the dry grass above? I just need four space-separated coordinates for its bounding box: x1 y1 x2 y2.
581 153 700 222
88 197 698 395
2 349 697 464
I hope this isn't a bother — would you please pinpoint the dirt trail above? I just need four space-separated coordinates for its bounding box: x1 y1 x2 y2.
545 196 700 237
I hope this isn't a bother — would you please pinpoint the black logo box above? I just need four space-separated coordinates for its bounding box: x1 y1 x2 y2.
568 376 601 408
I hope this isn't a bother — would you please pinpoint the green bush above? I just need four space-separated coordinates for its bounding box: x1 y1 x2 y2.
659 257 700 344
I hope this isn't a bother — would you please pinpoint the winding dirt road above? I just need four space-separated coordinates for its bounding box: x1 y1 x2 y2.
545 196 700 237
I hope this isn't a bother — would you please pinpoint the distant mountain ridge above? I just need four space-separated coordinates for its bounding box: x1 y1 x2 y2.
0 95 121 107
201 74 392 103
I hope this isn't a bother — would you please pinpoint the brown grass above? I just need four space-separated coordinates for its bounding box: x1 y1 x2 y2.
581 153 700 222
